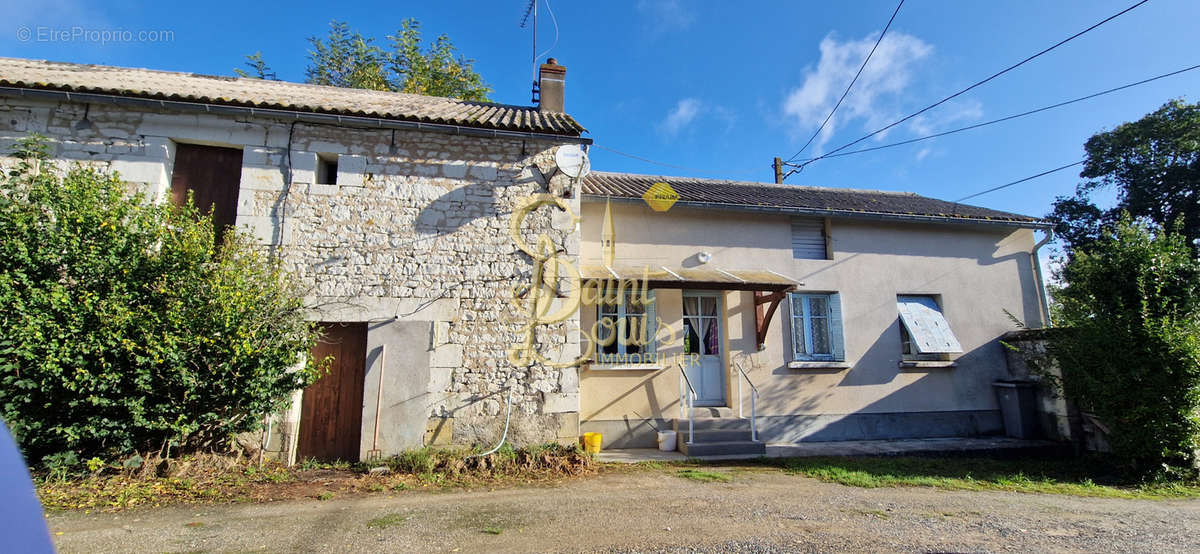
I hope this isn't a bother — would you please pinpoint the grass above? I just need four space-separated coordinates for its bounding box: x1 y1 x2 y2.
366 513 410 529
482 526 504 535
769 456 1200 499
675 469 731 483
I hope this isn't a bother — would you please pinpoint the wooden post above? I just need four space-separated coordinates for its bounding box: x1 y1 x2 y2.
773 157 784 184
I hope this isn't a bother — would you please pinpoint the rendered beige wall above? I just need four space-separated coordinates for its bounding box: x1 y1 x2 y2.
579 200 1042 428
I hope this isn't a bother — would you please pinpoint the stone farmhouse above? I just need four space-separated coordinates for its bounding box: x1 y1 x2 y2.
0 55 1056 462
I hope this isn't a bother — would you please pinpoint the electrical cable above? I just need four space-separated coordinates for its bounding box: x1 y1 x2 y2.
787 0 905 162
789 63 1200 163
592 144 766 179
954 160 1084 203
535 0 560 62
786 0 1152 174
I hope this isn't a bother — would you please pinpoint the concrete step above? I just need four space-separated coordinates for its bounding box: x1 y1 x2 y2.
682 428 755 443
690 406 736 418
679 440 767 457
673 417 754 431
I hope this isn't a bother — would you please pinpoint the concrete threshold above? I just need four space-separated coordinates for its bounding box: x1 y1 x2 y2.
597 437 1068 463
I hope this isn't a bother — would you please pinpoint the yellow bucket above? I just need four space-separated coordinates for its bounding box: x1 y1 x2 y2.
582 432 603 454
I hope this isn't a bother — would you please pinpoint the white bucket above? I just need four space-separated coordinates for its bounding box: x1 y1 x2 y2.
656 430 677 452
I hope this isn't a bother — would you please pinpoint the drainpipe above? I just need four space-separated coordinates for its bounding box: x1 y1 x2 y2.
1032 229 1054 328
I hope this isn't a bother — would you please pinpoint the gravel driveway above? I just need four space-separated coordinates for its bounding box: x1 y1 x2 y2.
49 467 1200 553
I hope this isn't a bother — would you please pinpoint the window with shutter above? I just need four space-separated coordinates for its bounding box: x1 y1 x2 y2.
789 292 845 361
896 295 962 360
596 290 658 364
791 218 828 260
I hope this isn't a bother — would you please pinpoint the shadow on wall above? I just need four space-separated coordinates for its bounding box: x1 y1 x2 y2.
413 164 548 236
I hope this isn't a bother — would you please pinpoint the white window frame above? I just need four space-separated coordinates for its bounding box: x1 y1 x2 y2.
596 289 657 364
789 292 844 362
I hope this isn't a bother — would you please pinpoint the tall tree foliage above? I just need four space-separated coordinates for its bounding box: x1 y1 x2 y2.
1049 99 1200 254
0 137 322 469
1049 218 1200 478
234 52 279 81
237 19 492 102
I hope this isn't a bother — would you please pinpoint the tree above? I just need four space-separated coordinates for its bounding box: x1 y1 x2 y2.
0 136 322 469
234 52 279 81
304 21 391 91
387 19 492 101
237 19 493 102
1049 217 1200 478
1048 99 1200 254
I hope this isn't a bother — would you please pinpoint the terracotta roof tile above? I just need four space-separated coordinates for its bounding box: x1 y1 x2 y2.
582 171 1046 227
0 57 586 136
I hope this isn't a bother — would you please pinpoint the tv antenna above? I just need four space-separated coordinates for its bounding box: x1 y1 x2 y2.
521 0 559 105
521 0 539 104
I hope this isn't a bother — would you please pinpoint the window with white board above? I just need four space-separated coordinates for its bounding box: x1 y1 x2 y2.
896 295 962 361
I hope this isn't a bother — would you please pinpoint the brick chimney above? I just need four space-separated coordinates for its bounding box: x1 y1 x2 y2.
537 58 566 113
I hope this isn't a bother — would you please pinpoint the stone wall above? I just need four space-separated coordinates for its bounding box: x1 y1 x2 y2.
1000 330 1076 442
0 96 585 458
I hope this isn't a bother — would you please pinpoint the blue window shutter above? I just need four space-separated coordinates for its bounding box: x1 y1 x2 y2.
786 293 800 360
828 293 845 361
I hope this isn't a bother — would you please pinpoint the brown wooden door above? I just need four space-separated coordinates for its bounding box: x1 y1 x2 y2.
298 323 367 462
169 143 243 243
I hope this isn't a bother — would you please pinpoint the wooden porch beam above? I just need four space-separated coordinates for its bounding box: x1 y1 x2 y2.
754 290 788 351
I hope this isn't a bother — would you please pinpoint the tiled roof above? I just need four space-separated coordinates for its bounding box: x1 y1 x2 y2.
582 172 1046 226
0 57 586 136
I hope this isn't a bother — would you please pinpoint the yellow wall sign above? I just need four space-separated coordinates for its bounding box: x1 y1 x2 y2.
642 182 679 212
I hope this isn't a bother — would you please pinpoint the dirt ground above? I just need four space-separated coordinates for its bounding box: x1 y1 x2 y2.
49 467 1200 553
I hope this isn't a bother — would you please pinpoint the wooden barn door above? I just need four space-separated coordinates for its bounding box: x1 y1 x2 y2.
169 143 243 243
298 323 367 462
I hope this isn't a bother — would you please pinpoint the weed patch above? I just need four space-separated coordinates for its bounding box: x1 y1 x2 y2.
366 513 410 529
39 443 596 512
676 469 731 483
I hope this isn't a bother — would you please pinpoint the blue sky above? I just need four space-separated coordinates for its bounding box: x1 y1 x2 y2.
4 0 1199 234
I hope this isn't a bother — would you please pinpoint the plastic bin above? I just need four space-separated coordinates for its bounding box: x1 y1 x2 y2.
582 432 603 453
993 380 1038 439
657 430 677 452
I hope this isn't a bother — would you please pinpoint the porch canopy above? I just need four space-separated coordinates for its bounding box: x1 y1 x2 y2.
581 265 800 349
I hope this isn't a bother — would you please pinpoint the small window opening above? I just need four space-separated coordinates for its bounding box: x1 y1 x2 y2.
316 154 339 185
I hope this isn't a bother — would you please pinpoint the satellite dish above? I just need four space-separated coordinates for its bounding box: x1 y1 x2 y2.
555 144 591 179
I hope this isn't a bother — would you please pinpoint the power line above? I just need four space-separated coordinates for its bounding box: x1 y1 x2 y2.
954 160 1084 203
787 0 905 162
790 62 1200 163
591 144 761 178
785 0 1151 177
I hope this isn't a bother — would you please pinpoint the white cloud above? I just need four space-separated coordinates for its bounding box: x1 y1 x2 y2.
907 99 983 136
659 98 702 137
637 0 695 32
783 31 933 152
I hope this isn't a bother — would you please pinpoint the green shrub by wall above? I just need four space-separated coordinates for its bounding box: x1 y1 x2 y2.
0 136 321 470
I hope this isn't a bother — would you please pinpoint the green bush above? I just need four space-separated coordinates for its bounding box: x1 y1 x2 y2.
1050 217 1200 478
0 136 321 469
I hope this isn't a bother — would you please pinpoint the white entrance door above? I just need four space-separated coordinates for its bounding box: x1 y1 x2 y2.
683 292 726 406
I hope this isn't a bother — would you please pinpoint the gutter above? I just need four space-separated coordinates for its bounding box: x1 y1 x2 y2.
0 86 593 145
1031 229 1055 327
584 194 1052 230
